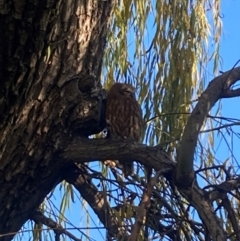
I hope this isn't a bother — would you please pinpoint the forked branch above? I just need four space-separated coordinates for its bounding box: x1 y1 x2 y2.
176 66 240 186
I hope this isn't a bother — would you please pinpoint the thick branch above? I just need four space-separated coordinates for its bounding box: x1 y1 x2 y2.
180 182 226 240
59 138 174 239
175 67 240 240
60 138 174 173
60 138 226 240
177 67 240 186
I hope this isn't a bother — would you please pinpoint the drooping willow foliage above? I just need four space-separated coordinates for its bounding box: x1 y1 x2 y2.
102 1 232 240
104 0 222 151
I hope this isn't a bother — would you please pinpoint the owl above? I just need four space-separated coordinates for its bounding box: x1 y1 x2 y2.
105 83 143 176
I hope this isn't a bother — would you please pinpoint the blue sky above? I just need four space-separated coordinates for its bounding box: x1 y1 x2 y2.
213 0 240 172
220 0 240 70
16 1 240 240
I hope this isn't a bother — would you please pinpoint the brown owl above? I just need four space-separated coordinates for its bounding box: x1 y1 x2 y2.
105 83 143 176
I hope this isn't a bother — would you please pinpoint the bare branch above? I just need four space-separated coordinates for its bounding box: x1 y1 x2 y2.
172 67 240 241
177 66 240 186
200 121 240 133
60 138 174 173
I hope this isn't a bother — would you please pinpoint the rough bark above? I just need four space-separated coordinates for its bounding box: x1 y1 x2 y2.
0 0 115 240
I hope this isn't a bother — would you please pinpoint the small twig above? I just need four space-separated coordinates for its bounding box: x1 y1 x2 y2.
200 121 240 133
207 115 240 122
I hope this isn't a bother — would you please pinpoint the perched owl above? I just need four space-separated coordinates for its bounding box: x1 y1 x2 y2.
105 83 143 176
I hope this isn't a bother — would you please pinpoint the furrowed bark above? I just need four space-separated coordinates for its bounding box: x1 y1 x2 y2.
0 0 115 240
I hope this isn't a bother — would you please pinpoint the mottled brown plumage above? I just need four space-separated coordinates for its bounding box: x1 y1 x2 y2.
105 83 143 176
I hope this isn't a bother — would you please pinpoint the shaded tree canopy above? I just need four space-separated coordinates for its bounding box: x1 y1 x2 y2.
1 1 240 241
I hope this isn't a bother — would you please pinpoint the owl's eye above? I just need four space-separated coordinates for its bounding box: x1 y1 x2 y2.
123 89 135 97
124 90 135 98
124 89 132 94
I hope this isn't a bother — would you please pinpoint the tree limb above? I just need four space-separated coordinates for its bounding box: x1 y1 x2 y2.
59 138 226 240
60 138 174 173
177 66 240 186
174 67 240 241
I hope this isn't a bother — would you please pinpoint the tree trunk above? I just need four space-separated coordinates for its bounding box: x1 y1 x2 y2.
0 0 115 240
